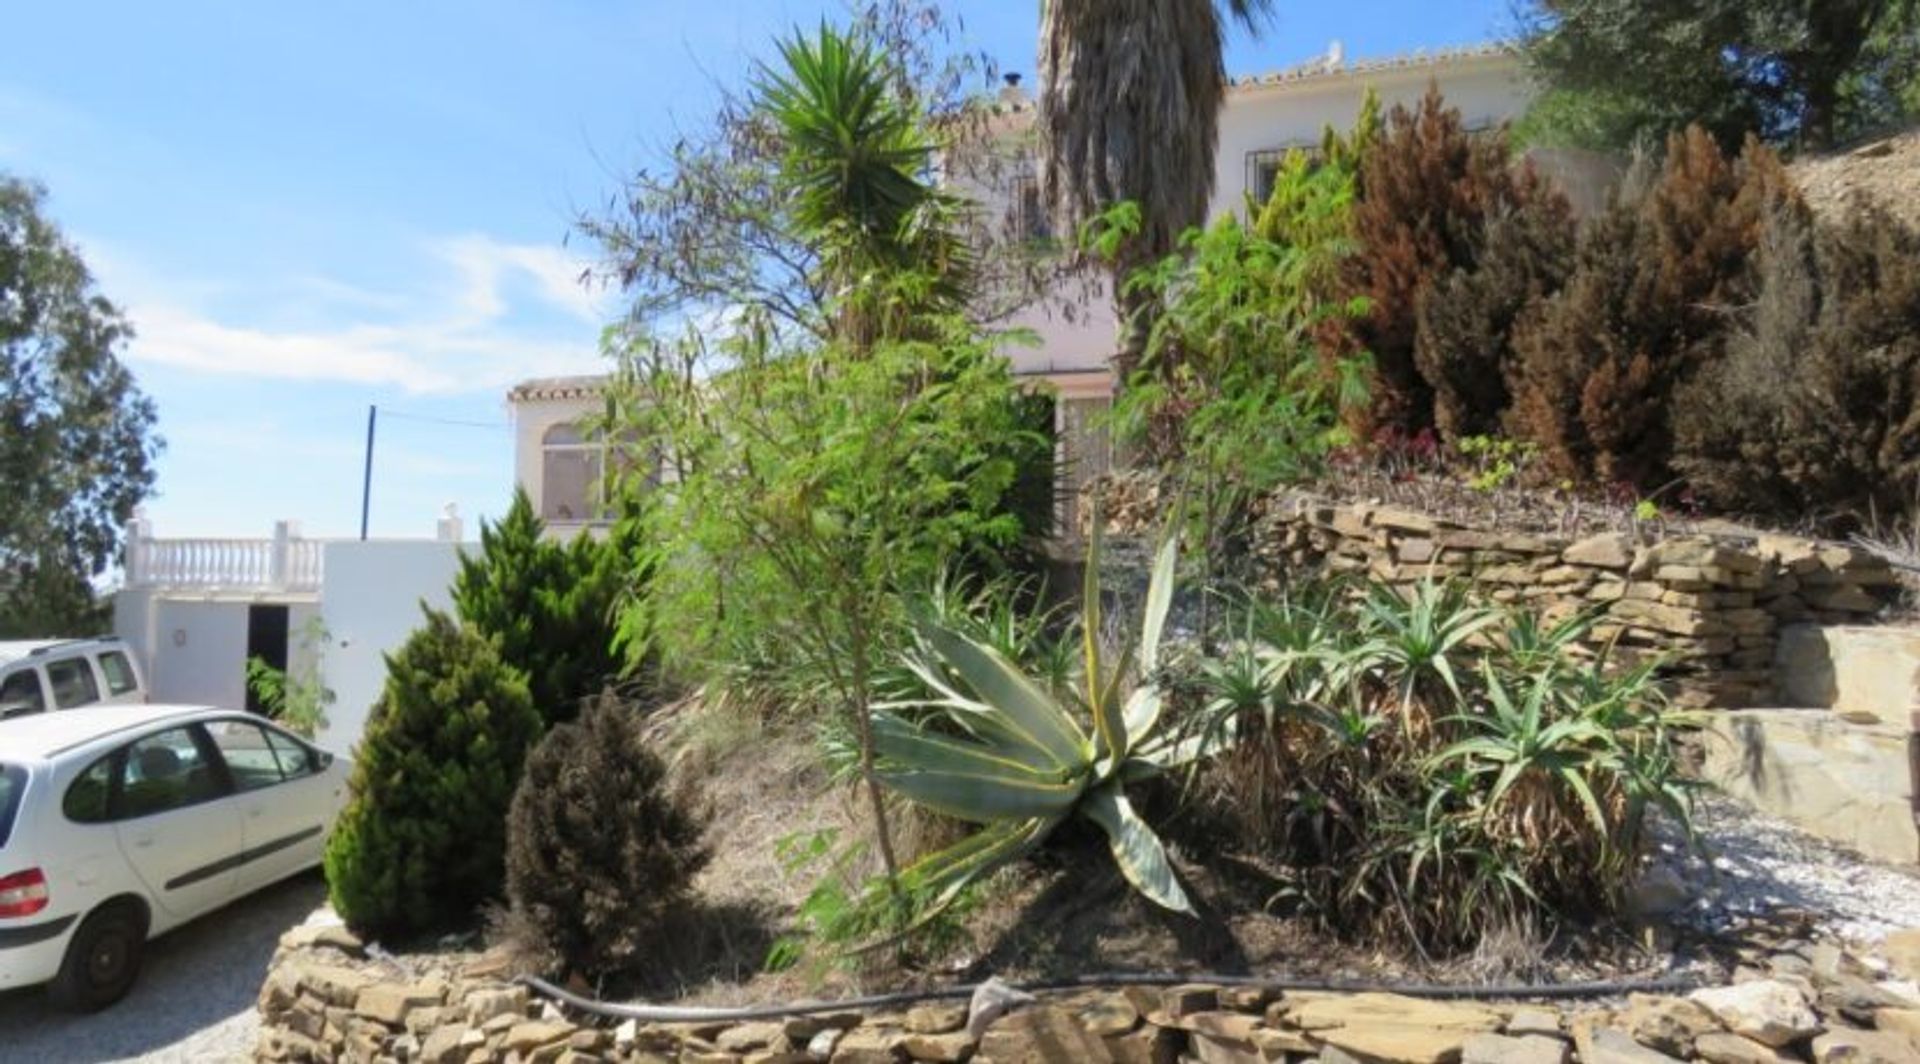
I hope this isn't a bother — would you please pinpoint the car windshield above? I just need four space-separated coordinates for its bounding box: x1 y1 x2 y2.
0 764 23 849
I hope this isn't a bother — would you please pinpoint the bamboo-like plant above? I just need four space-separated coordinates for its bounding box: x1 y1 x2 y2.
870 520 1202 919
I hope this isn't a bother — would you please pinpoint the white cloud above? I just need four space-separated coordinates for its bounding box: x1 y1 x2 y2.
95 233 612 394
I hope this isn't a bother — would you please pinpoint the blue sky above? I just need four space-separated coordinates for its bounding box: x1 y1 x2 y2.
2 1 1511 541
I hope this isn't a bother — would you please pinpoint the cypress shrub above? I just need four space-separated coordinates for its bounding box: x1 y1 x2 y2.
1339 84 1543 435
1508 127 1795 488
503 694 709 979
1414 191 1578 443
452 489 633 726
324 610 543 940
1674 203 1920 522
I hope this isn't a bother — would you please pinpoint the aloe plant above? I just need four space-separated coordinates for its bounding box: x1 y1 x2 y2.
870 522 1203 919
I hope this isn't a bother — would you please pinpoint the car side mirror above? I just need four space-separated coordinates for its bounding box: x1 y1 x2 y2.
313 750 334 772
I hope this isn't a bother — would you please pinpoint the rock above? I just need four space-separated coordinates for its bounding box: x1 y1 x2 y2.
1691 981 1823 1047
1565 533 1635 569
462 986 529 1025
905 1004 968 1035
899 1031 974 1062
295 962 377 1009
978 1006 1113 1063
1574 1025 1685 1063
1810 1027 1920 1063
1287 993 1503 1034
1692 1032 1802 1064
829 1025 905 1063
785 1012 866 1041
1623 994 1722 1056
1160 984 1221 1019
1504 1010 1563 1039
1217 986 1275 1012
1075 992 1141 1037
418 1025 471 1064
717 1021 788 1052
807 1026 845 1058
1881 929 1920 982
1103 1024 1180 1064
1820 974 1918 1024
354 982 443 1027
1316 1023 1482 1064
504 1020 575 1055
1461 1032 1570 1064
965 977 1036 1039
1875 1006 1920 1041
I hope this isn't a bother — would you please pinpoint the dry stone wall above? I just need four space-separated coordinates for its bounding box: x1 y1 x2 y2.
257 918 1920 1063
1078 475 1897 709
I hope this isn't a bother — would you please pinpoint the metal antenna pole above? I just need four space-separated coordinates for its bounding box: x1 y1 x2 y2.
359 405 376 540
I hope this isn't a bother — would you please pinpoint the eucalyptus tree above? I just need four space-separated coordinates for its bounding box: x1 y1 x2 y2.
1037 0 1276 378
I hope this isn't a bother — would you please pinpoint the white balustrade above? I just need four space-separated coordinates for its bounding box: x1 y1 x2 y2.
125 531 325 592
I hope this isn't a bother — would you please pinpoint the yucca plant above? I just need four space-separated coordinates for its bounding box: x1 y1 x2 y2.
870 521 1203 922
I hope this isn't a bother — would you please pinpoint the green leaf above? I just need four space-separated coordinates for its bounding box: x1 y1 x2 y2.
922 623 1088 768
1139 531 1179 675
875 765 1083 824
1080 784 1194 914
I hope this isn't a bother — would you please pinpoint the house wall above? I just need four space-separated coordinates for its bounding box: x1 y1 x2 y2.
314 539 468 756
510 394 599 530
113 595 321 710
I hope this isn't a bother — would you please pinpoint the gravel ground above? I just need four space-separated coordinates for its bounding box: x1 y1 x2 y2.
1652 792 1920 947
0 871 327 1064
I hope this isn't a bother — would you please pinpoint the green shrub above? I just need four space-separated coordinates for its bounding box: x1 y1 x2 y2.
1674 202 1920 523
503 694 709 979
1508 127 1795 488
1185 579 1693 952
453 489 634 726
324 610 544 940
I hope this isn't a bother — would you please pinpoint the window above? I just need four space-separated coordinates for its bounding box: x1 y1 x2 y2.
97 651 138 696
0 765 24 849
263 729 319 780
541 422 605 523
0 670 44 719
1245 143 1320 212
64 757 115 824
205 720 286 792
119 728 223 818
45 657 100 709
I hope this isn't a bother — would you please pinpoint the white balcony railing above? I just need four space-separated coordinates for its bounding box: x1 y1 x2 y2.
124 520 324 593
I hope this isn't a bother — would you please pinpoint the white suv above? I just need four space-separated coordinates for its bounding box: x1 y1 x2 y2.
0 639 147 720
0 705 347 1009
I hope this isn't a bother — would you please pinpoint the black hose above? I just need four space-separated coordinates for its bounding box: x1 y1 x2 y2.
521 969 1699 1024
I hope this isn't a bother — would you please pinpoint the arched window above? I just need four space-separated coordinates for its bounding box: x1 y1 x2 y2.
541 422 603 522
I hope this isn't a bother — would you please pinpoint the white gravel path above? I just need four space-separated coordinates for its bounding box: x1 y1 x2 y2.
1653 792 1920 947
0 872 327 1063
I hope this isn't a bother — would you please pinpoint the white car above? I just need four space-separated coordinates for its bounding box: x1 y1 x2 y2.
0 639 148 720
0 705 347 1009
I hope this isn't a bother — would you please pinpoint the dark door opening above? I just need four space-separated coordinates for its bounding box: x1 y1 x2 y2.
245 604 291 715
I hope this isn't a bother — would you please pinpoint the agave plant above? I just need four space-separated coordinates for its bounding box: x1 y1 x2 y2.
870 522 1202 919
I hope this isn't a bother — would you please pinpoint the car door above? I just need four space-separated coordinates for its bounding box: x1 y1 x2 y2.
200 719 335 893
110 725 244 920
0 667 47 720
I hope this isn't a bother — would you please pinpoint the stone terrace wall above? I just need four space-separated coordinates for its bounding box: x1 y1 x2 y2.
1253 493 1897 708
1077 475 1898 709
257 917 1920 1063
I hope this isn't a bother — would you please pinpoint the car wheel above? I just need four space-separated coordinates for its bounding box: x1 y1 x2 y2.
50 903 146 1012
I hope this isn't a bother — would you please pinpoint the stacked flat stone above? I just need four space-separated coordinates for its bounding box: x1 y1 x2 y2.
1248 494 1897 710
256 922 1920 1063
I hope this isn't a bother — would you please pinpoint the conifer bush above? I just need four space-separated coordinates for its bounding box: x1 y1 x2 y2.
452 489 634 726
503 694 709 979
324 610 544 940
1339 85 1546 435
1674 203 1920 521
1414 192 1577 443
1508 127 1795 488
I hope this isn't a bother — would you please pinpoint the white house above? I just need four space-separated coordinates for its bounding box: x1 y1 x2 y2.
112 511 472 754
506 43 1549 535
